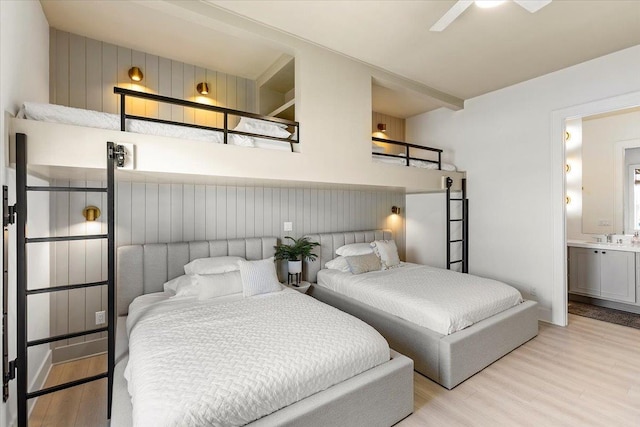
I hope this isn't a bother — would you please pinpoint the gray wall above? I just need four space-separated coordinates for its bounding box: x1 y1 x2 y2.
50 181 405 360
49 28 256 127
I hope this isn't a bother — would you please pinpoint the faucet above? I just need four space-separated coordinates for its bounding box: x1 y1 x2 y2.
605 233 613 243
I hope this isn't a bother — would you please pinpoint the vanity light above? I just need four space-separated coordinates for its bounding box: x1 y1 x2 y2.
128 67 144 82
391 206 401 215
82 206 101 221
566 196 571 205
565 164 571 173
196 82 209 95
565 131 571 142
377 123 387 132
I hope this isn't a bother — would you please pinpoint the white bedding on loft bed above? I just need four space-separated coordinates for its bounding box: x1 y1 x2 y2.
317 263 523 335
124 288 389 427
372 153 457 171
17 102 293 151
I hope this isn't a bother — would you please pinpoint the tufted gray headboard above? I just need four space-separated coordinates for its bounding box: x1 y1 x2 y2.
116 237 277 315
303 230 392 283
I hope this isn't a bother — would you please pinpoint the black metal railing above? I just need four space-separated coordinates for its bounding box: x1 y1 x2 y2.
114 87 299 152
372 136 442 170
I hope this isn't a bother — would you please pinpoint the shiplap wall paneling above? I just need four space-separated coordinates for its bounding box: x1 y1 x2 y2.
50 29 257 127
372 112 406 155
50 180 108 352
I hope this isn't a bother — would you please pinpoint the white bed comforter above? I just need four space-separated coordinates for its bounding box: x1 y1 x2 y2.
317 263 523 335
124 289 389 427
17 102 291 151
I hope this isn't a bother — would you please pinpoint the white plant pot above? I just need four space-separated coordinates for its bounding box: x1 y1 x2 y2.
288 260 302 274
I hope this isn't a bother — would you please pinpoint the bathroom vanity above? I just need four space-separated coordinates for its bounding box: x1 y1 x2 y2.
568 240 640 313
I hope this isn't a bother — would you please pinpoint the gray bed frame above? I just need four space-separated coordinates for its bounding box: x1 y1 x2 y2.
110 237 414 427
303 230 539 389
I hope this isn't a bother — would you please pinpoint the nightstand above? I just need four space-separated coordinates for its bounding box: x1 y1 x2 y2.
283 281 311 294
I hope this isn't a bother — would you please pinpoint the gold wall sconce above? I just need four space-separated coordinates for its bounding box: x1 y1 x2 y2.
391 206 401 215
565 196 571 205
196 82 209 95
565 164 571 173
83 206 101 221
565 131 571 142
128 66 144 82
377 123 387 132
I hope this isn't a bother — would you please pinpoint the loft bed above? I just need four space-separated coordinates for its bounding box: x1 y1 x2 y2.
372 136 457 171
18 87 299 152
111 238 414 426
303 230 539 390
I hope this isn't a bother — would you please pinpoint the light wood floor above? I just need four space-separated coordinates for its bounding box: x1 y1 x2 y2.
31 314 640 426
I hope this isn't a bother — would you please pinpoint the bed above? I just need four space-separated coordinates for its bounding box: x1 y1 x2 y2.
111 237 413 427
18 96 297 152
303 230 539 389
371 136 457 171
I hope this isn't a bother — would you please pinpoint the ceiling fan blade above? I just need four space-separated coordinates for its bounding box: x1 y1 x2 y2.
430 0 474 32
513 0 552 13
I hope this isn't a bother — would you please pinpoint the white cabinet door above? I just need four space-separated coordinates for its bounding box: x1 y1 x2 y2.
600 250 636 303
569 247 601 296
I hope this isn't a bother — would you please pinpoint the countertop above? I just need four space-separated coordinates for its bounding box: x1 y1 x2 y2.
567 239 640 253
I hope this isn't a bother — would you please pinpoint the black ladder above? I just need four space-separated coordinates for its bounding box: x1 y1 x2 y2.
446 177 469 273
3 133 124 426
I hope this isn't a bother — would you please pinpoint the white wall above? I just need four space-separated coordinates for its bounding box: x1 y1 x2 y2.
1 1 50 425
407 45 640 324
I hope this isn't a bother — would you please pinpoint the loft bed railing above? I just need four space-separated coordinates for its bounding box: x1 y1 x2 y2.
372 136 442 170
114 87 299 151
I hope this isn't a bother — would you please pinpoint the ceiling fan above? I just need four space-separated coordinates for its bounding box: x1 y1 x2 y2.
430 0 552 32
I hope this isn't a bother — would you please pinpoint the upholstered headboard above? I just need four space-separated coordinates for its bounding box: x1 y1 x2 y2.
116 237 277 315
303 230 392 283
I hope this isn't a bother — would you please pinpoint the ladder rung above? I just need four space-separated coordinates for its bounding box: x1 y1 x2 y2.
26 234 107 243
27 372 107 399
26 186 107 193
27 281 108 295
27 326 108 347
450 198 463 201
450 219 464 222
449 260 463 264
449 239 464 243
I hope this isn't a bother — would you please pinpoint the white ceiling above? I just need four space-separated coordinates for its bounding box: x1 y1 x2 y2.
40 0 640 117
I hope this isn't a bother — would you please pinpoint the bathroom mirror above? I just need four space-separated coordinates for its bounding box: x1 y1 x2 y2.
578 107 640 235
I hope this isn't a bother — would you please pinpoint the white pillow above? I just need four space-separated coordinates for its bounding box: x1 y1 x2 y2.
234 117 291 138
239 257 283 297
336 243 374 257
163 274 198 297
325 256 350 273
184 256 244 275
196 271 243 300
230 134 256 147
371 240 400 270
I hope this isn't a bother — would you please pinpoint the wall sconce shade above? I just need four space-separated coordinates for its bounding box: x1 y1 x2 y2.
377 123 386 132
128 67 144 82
83 206 101 221
197 82 209 95
391 206 401 215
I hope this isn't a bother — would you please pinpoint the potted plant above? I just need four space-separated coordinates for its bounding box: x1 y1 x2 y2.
274 236 320 283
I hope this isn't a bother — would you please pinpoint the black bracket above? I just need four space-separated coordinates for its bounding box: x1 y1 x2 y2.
445 177 453 189
108 143 126 168
3 187 15 227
